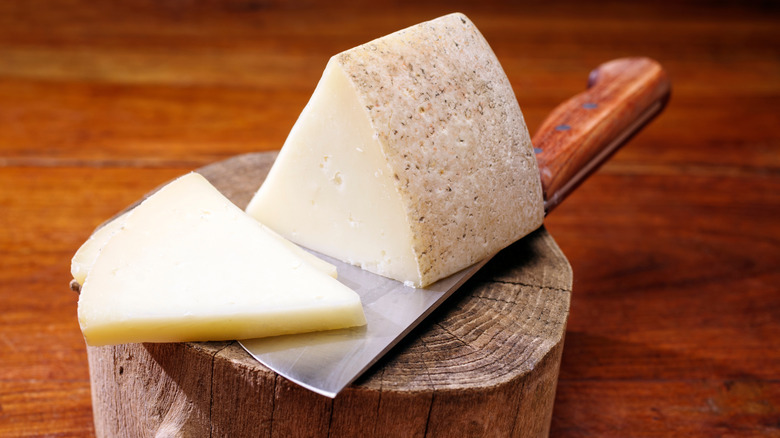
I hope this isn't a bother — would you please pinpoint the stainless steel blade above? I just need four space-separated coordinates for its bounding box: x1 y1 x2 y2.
239 251 490 398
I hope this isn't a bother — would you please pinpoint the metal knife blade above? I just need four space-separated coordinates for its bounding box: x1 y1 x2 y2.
239 251 489 398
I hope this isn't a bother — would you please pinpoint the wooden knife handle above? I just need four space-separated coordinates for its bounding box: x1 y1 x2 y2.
532 57 671 213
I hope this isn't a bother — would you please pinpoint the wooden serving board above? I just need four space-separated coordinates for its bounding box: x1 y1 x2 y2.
86 152 572 438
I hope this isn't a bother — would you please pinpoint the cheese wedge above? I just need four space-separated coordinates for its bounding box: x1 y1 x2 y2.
77 172 365 347
246 13 544 287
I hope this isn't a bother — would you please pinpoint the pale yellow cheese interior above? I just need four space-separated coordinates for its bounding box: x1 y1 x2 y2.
72 204 337 286
246 58 420 286
77 172 365 346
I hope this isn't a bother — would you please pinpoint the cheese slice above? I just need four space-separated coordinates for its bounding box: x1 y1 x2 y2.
71 208 337 288
246 13 544 287
77 172 365 347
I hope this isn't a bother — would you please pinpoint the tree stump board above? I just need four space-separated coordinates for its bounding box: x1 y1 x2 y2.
86 152 572 437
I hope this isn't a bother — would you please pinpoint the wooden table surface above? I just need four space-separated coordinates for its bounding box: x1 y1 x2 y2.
1 1 777 436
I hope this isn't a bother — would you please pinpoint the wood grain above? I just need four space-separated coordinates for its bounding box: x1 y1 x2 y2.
1 0 778 436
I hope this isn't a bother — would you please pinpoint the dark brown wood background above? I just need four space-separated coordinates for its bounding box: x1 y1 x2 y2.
1 1 777 436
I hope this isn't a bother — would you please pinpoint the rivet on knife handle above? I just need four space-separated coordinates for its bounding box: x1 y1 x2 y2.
533 57 671 213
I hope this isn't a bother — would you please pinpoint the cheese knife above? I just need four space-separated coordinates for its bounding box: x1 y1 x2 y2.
239 57 671 398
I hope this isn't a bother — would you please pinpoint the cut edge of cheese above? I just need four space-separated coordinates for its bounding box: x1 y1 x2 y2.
71 211 131 286
77 172 365 347
80 306 367 347
246 57 421 286
260 222 339 279
246 13 544 288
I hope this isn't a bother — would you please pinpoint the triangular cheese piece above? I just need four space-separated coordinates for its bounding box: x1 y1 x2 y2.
71 206 337 288
77 172 365 347
245 13 544 288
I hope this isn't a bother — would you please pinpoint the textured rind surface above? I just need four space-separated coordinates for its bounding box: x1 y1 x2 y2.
336 13 544 286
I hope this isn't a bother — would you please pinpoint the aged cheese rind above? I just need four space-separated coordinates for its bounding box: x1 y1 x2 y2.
77 173 364 346
247 13 544 287
338 13 544 284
